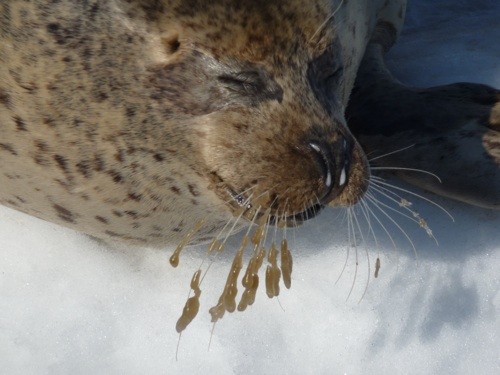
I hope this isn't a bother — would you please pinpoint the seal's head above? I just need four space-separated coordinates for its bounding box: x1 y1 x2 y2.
147 0 370 228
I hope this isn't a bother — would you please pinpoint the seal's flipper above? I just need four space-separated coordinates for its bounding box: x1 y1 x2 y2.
347 41 500 209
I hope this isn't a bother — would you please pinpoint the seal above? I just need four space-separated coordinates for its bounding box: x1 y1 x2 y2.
1 0 497 249
1 1 499 327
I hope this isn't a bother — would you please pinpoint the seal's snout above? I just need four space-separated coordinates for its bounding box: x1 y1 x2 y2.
309 137 351 204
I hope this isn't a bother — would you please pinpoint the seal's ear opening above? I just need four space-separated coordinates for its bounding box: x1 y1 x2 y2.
163 34 181 55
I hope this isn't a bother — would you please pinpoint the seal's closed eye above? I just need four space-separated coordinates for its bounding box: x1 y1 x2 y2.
217 69 283 104
217 71 266 95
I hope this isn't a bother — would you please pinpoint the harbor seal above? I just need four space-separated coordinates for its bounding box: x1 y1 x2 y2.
0 1 498 286
1 1 498 250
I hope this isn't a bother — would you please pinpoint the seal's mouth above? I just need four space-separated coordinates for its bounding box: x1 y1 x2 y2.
270 203 325 225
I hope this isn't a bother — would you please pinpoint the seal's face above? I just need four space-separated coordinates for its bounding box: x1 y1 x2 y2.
151 1 370 225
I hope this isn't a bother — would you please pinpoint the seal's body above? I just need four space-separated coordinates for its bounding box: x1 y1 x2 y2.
0 0 498 246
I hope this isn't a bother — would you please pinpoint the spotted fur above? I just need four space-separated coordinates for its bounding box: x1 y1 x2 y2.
0 0 498 248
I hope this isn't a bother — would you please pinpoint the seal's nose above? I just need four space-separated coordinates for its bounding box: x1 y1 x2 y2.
309 139 350 203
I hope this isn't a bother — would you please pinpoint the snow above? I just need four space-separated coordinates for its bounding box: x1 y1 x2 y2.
1 1 499 374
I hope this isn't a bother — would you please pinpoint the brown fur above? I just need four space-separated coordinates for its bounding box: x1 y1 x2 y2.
1 0 497 248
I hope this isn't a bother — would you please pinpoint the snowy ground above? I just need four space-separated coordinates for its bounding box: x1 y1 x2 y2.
1 1 499 374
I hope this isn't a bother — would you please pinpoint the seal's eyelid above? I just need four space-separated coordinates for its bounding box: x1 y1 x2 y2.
217 71 264 93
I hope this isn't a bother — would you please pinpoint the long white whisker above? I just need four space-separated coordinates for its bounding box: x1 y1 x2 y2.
309 0 345 43
371 177 454 221
368 144 416 162
370 167 442 183
346 208 358 301
366 194 418 262
335 207 350 285
362 199 400 269
368 186 425 225
368 185 439 246
352 206 370 304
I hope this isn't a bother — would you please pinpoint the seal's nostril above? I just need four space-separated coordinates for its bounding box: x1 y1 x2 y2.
309 142 333 189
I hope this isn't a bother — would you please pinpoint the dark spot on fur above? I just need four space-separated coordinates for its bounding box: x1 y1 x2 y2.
0 88 11 107
112 210 123 217
15 196 26 203
170 186 181 195
14 116 27 131
108 170 124 183
54 154 69 172
115 150 125 163
55 178 72 189
93 154 105 171
73 118 83 127
76 160 92 178
0 143 18 156
53 203 76 223
34 154 50 166
95 216 109 224
96 92 108 102
89 3 99 19
105 230 122 238
35 140 49 152
43 117 56 127
127 192 142 202
154 153 165 162
125 106 136 118
46 23 60 34
125 210 138 219
188 184 200 197
5 199 19 207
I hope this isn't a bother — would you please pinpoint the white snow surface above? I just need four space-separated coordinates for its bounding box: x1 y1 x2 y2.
1 1 499 374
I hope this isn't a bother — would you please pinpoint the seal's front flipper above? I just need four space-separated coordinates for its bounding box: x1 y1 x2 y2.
347 43 500 209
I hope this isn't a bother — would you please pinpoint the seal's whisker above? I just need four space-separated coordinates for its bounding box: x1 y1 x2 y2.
346 208 358 301
208 207 261 325
198 218 234 271
370 166 442 184
368 185 428 224
368 144 416 162
370 177 454 222
263 199 274 248
368 185 439 245
309 0 345 44
174 268 202 359
208 319 217 353
335 207 351 285
359 199 382 279
359 199 380 252
238 206 271 312
361 199 400 269
199 198 251 287
365 193 418 262
266 220 281 299
352 205 371 304
169 218 206 268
